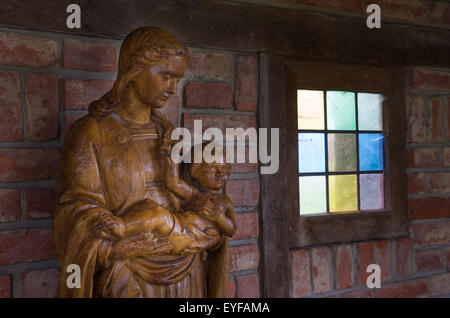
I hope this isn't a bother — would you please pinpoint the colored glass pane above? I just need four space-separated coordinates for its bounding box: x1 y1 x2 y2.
297 90 325 130
328 133 356 172
360 174 385 210
359 133 384 171
298 133 325 173
329 175 358 212
299 176 327 214
326 91 356 130
358 93 383 131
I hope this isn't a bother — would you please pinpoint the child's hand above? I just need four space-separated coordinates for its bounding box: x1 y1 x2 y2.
94 212 126 241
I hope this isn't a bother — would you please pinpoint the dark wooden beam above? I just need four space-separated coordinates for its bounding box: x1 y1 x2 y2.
0 0 449 67
259 54 291 298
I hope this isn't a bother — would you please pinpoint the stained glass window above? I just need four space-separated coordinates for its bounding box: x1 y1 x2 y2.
298 89 385 215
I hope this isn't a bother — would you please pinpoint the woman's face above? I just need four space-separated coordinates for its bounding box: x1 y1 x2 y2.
133 54 186 108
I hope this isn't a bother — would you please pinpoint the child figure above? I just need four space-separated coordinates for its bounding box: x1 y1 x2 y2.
93 144 236 256
164 144 236 240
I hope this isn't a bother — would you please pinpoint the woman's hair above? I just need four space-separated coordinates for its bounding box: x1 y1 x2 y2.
88 26 189 118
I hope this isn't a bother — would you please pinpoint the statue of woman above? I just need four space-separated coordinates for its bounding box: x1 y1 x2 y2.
53 26 231 298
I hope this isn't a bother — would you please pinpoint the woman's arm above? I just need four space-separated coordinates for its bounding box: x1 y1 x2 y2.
164 156 199 200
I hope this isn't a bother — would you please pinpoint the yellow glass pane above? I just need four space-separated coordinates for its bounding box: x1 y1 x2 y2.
329 175 358 212
297 90 325 130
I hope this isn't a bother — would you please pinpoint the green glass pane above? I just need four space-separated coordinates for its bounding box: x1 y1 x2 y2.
358 93 384 131
360 174 385 210
329 175 358 212
326 91 356 130
297 90 325 130
299 176 327 215
328 134 356 172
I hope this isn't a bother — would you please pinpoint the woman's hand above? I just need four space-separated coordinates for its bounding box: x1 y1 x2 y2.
110 232 172 260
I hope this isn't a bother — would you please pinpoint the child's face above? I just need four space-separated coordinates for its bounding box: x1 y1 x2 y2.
193 163 231 190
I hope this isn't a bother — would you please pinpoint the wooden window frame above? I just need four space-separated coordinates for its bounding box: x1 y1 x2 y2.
259 55 408 297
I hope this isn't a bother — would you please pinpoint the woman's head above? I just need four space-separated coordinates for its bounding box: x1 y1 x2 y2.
89 26 189 117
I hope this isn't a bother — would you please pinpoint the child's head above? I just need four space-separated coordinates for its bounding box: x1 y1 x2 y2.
182 142 231 191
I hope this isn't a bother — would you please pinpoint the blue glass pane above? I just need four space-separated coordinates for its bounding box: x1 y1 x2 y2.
298 133 325 173
359 133 384 171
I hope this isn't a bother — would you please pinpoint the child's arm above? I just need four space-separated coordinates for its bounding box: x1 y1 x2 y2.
164 156 199 201
211 198 236 238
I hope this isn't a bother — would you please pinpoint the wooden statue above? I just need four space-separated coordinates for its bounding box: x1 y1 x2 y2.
53 26 236 298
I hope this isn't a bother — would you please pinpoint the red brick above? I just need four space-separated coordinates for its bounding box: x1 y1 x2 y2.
26 73 59 141
236 274 259 298
335 245 353 290
184 82 233 109
406 94 426 143
0 189 20 223
232 212 258 240
430 1 450 26
407 173 426 194
228 277 236 298
24 189 55 219
229 244 259 272
415 249 444 273
0 32 57 67
21 268 59 298
296 0 362 13
230 145 259 173
62 79 113 110
357 242 374 286
0 275 11 298
408 148 440 168
63 39 117 72
409 197 450 220
235 55 257 112
183 113 256 134
226 179 259 207
374 278 430 298
412 221 450 247
186 52 231 81
337 289 373 298
428 97 445 142
0 148 60 182
291 249 311 297
375 240 391 281
0 228 56 265
408 68 450 91
0 71 23 141
396 237 412 277
160 94 179 127
432 272 450 296
311 247 331 294
443 147 450 167
64 111 88 136
429 173 450 194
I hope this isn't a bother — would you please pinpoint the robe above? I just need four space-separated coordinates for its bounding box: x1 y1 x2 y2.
53 112 228 298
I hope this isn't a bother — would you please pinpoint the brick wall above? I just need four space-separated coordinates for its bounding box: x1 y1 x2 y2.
290 68 450 298
0 28 260 297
